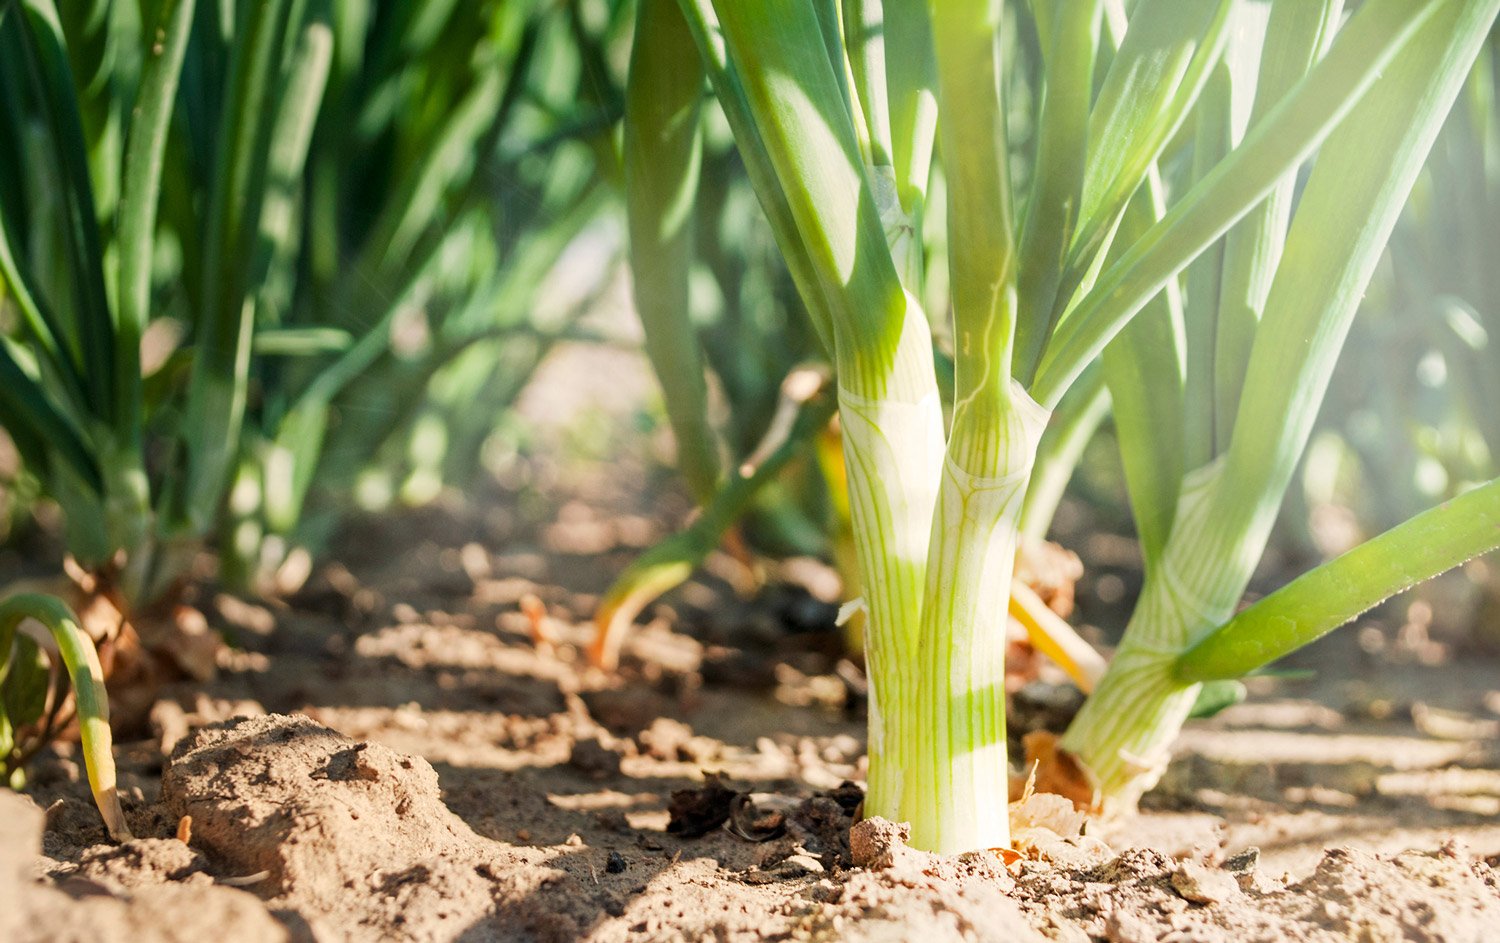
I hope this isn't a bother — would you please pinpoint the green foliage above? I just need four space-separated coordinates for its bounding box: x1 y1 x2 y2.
0 0 625 600
1318 31 1500 531
1178 475 1500 682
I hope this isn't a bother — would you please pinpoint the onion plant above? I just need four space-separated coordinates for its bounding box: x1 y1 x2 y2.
222 0 624 588
0 0 625 805
597 0 1106 669
592 0 841 669
0 0 621 612
630 0 1500 854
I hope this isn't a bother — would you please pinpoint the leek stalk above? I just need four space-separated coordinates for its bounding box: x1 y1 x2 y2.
639 0 1500 851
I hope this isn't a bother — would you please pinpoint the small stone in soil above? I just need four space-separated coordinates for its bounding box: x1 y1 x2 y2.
606 851 627 874
849 817 911 870
568 738 622 779
779 854 826 876
1170 860 1240 905
1223 846 1260 873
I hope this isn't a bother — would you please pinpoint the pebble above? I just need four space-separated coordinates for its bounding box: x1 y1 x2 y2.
1171 860 1240 905
779 854 826 876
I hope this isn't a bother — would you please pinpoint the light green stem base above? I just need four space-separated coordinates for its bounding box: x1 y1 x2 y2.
861 384 1048 854
1059 643 1198 812
1059 468 1236 812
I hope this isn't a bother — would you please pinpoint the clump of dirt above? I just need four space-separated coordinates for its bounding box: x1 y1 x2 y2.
162 715 488 894
159 713 553 939
810 817 1039 942
1 791 297 943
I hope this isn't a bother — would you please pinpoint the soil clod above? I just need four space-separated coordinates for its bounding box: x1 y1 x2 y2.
665 773 740 837
1170 859 1241 904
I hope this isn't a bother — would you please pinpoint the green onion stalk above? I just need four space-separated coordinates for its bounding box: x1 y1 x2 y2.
1059 0 1500 810
679 0 1043 851
592 0 847 669
647 0 1500 854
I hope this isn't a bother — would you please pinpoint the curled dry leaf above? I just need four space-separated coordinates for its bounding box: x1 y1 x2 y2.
1005 761 1108 867
1010 789 1087 840
726 793 786 842
518 593 556 649
667 774 789 842
1021 730 1099 813
666 774 739 838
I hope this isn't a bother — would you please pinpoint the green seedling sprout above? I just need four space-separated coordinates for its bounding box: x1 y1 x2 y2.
2 593 130 841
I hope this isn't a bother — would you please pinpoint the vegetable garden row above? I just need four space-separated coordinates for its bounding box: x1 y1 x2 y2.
3 0 1499 879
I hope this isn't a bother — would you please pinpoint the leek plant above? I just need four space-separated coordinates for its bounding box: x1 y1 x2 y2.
591 0 841 669
637 0 1500 854
597 0 1105 669
222 0 625 588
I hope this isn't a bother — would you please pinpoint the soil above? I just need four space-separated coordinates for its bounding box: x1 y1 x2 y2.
6 341 1500 941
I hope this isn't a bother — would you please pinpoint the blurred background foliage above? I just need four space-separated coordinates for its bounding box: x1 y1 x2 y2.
0 0 632 605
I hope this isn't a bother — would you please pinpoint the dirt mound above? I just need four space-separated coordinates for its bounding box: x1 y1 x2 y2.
0 791 295 943
162 714 484 892
160 713 566 940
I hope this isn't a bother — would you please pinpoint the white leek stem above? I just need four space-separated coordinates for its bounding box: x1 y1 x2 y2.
904 383 1048 853
1060 461 1247 810
839 377 945 823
